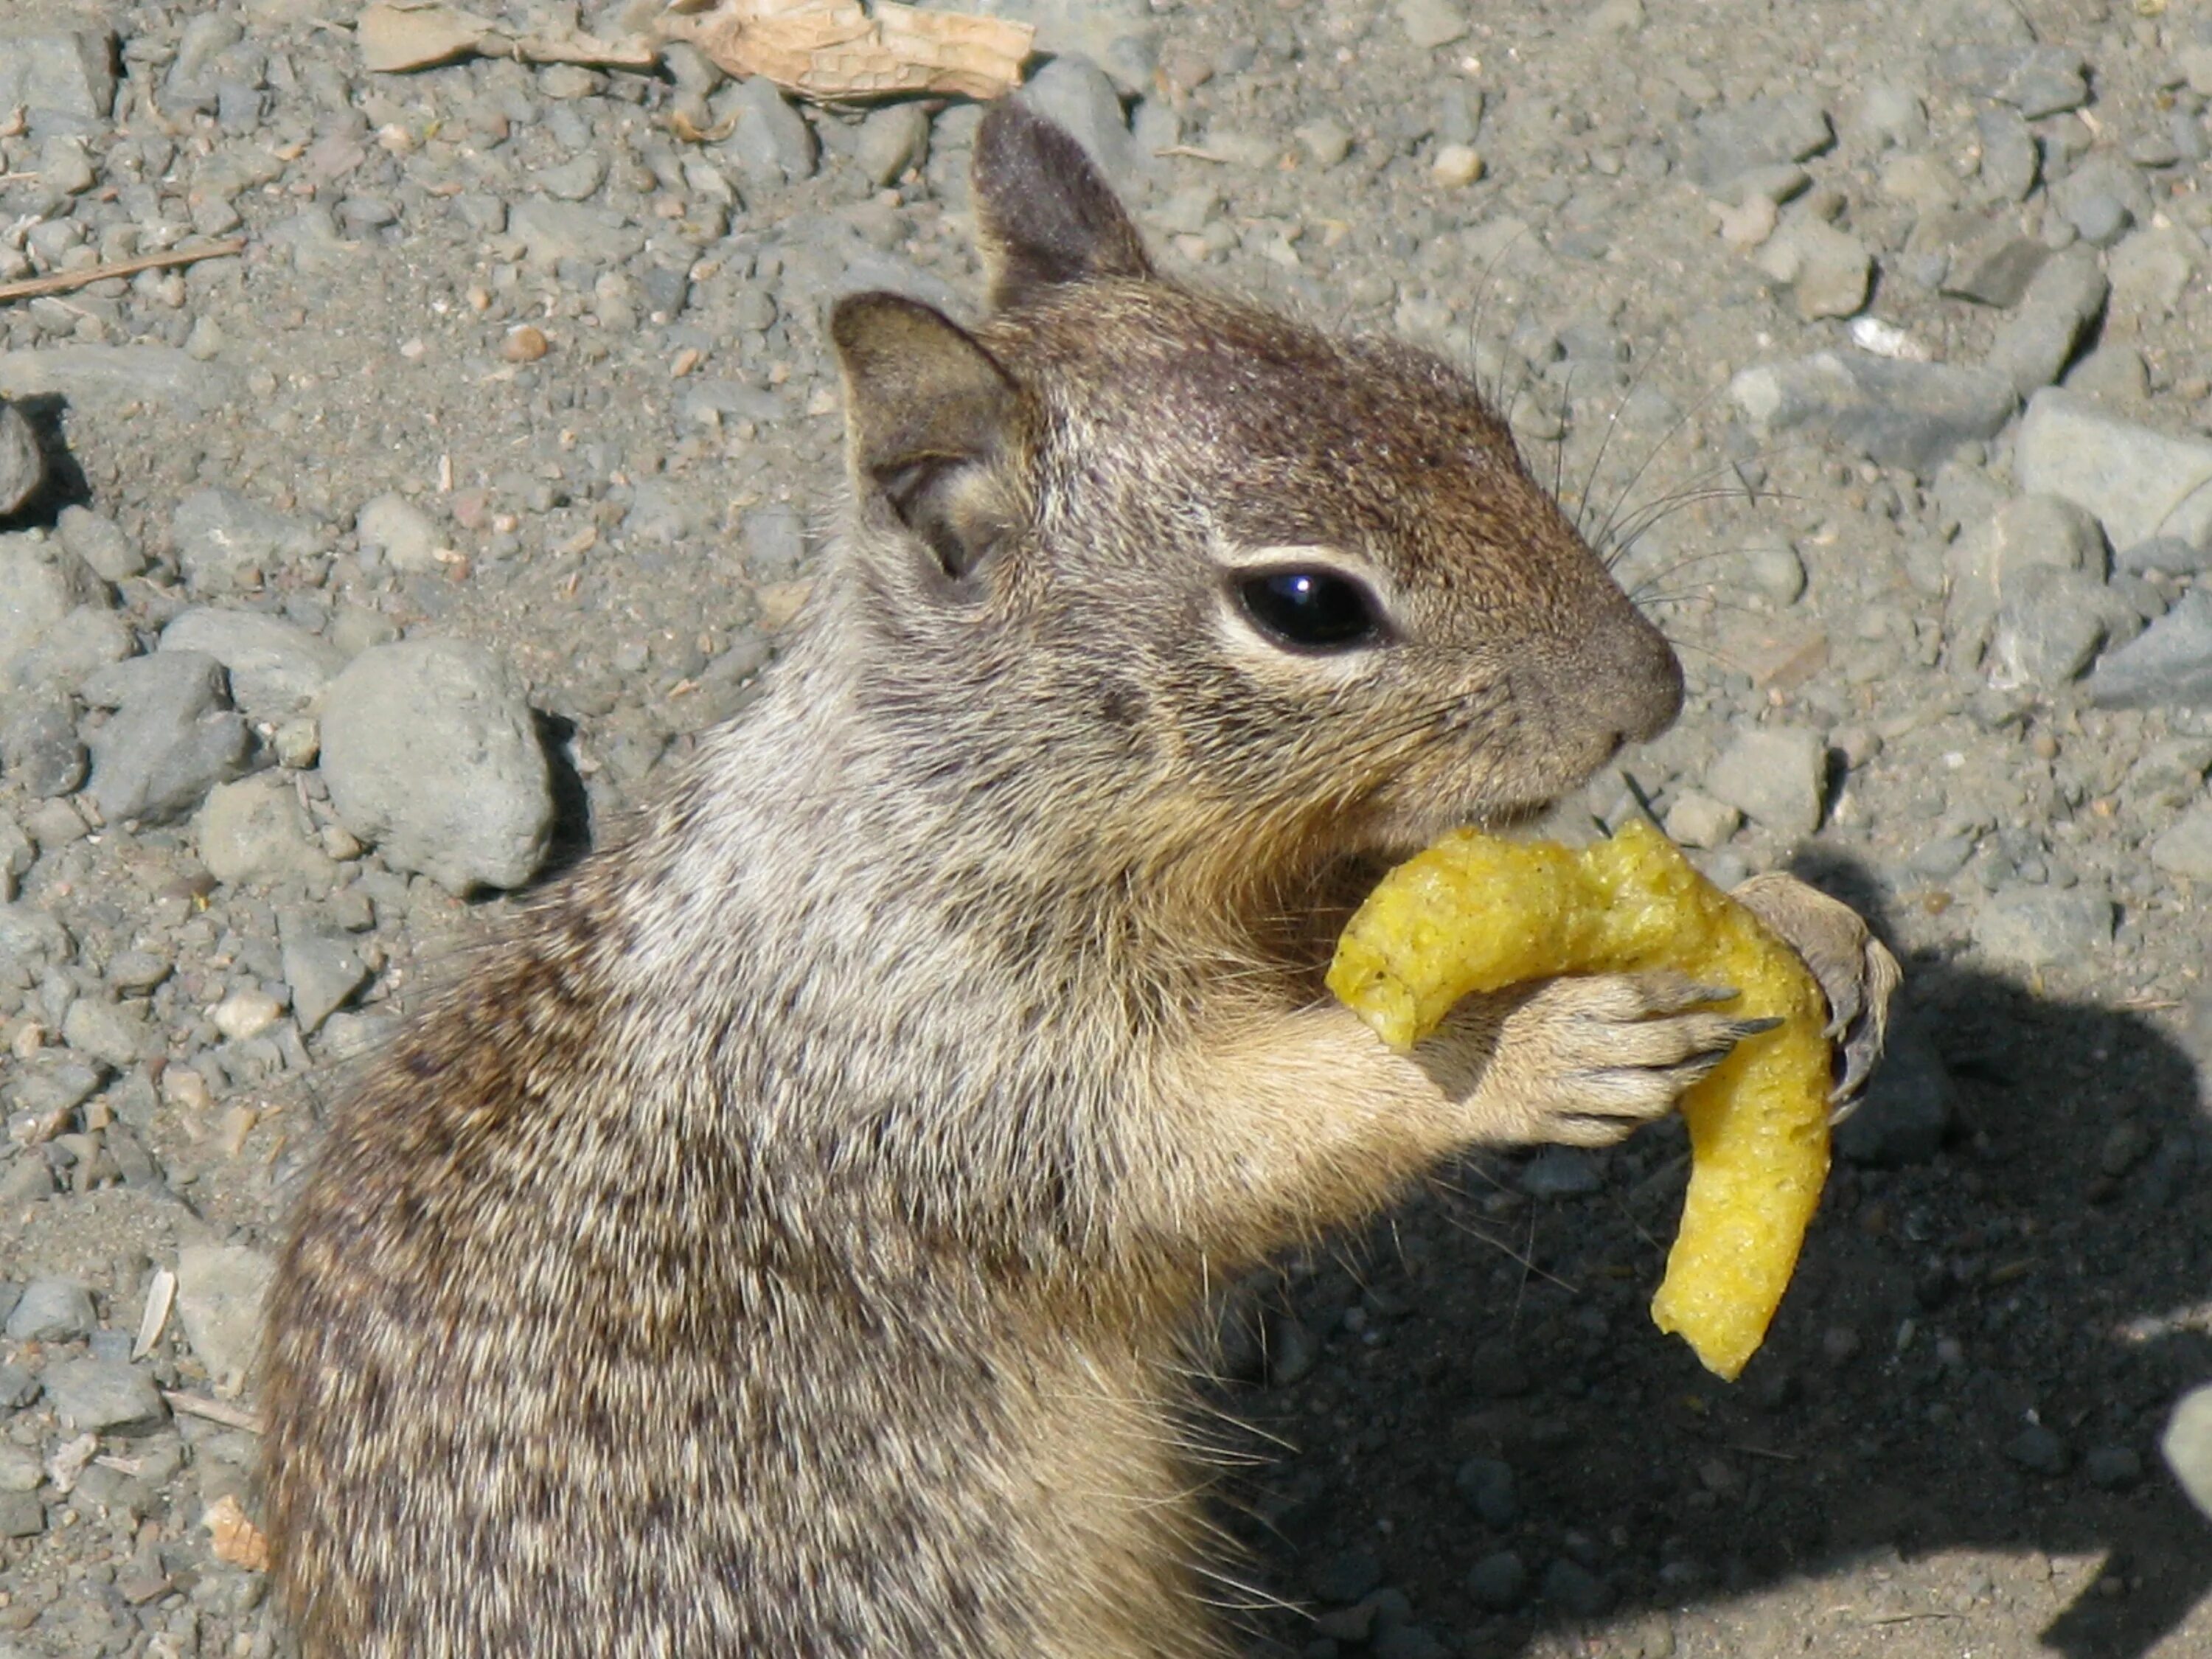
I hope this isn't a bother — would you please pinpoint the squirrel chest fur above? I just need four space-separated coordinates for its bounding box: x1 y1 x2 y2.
261 105 1739 1658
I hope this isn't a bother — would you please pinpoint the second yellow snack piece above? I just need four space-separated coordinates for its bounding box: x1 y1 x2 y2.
1326 819 1830 1380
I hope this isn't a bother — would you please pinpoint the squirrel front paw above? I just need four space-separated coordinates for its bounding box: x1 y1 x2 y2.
1728 873 1902 1115
1464 970 1773 1149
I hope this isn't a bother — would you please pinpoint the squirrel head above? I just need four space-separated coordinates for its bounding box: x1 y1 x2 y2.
827 105 1682 905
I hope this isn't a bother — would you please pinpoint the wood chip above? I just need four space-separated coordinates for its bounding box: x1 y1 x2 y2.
133 1266 176 1362
357 1 656 76
164 1390 265 1433
661 0 1032 101
204 1494 271 1571
45 1433 97 1495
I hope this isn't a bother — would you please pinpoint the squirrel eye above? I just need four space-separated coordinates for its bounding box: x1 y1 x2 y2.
1237 568 1387 652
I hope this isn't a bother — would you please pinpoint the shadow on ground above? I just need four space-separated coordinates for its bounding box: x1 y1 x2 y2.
1228 849 2211 1658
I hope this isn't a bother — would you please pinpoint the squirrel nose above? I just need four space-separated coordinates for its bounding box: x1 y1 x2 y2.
1561 600 1681 758
1610 605 1684 745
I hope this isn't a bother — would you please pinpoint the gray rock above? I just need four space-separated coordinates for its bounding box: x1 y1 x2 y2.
1729 352 2014 474
1939 44 2087 117
174 1244 276 1389
1944 493 2105 643
57 504 143 582
1467 1551 1529 1612
1835 1020 1953 1166
678 379 784 428
0 693 86 798
1852 83 1927 150
0 403 41 515
44 1358 166 1433
1262 1309 1318 1388
170 487 326 594
1975 105 2039 201
743 504 809 582
1018 56 1140 184
0 814 31 902
1395 0 1470 49
1520 1146 1603 1198
1454 1457 1519 1527
18 604 131 691
1938 226 2047 307
160 608 346 721
0 1444 37 1492
2086 588 2212 709
0 531 105 688
279 910 370 1033
0 346 238 415
0 29 116 121
508 198 647 271
2004 1422 2069 1475
4 1275 94 1341
1971 885 2114 970
958 0 1156 96
268 205 357 275
0 1362 34 1409
1693 94 1833 190
1759 219 1870 320
2086 1444 2142 1490
0 1492 44 1537
2152 800 2212 882
2015 390 2212 553
106 949 171 994
714 77 817 186
535 153 607 202
1986 250 2108 395
2065 192 2132 248
1662 790 1740 849
355 493 444 574
1988 566 2133 689
2 1055 100 1120
2051 155 2154 242
1542 1558 1614 1617
60 997 147 1069
81 652 251 824
1705 726 1825 837
320 639 553 894
623 479 706 546
2118 537 2212 578
857 103 931 188
2166 1384 2212 1520
0 902 70 967
1312 1548 1383 1604
195 773 336 888
2070 344 2149 401
2110 226 2199 320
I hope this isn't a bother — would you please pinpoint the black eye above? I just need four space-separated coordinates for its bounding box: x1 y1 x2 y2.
1237 568 1386 652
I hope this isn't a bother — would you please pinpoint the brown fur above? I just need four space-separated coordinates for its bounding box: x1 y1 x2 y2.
260 105 1767 1658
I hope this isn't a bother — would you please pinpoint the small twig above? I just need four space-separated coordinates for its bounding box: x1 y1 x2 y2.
1724 1440 1803 1463
0 237 244 305
162 1389 264 1433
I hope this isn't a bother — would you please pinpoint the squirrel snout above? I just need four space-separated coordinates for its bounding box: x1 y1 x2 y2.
1534 602 1683 768
1610 607 1685 745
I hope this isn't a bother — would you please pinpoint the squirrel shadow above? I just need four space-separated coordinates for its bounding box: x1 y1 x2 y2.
1228 847 2211 1659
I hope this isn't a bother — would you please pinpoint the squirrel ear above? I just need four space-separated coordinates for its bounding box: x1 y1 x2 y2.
972 100 1152 310
830 292 1029 582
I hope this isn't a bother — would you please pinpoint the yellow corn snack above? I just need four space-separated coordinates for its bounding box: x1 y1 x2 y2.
1326 818 1829 1380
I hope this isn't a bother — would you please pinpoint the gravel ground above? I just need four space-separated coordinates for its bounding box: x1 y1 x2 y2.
3 0 2212 1654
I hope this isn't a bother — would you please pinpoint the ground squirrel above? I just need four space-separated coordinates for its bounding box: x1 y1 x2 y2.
261 104 1893 1658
